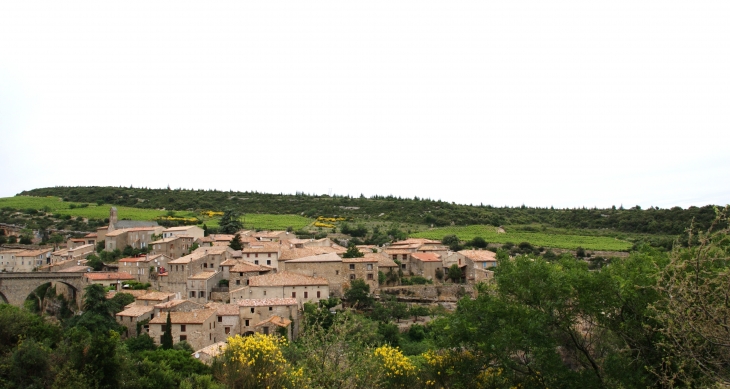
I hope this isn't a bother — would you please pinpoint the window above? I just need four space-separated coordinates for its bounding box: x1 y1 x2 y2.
246 280 250 285
266 260 271 265
402 254 408 260
225 327 230 334
392 254 397 260
401 264 407 270
236 279 241 285
254 260 259 265
367 273 374 280
239 272 243 276
245 319 250 326
263 326 269 335
349 264 355 270
349 274 356 280
304 292 308 298
255 253 259 258
190 291 196 298
250 308 254 313
291 292 296 298
180 335 187 341
247 253 250 258
200 291 205 298
181 325 186 332
218 316 222 322
268 253 271 257
268 306 273 311
263 291 266 296
204 263 208 268
335 270 339 275
317 291 321 298
367 264 373 271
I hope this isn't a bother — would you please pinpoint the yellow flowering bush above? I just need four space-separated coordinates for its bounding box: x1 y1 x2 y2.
316 216 346 222
422 349 511 389
314 222 336 228
213 334 303 389
202 210 224 217
373 345 419 388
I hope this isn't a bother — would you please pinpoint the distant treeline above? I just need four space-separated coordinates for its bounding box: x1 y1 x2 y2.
20 186 721 235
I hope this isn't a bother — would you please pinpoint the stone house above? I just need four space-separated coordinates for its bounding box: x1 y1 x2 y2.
164 246 232 295
0 249 24 272
240 243 282 269
187 270 223 303
50 244 94 265
67 238 89 249
154 299 203 316
343 256 379 292
384 249 412 274
148 309 219 351
116 305 155 337
135 291 176 306
252 231 290 242
254 316 292 338
149 235 195 259
228 261 273 289
214 304 240 339
238 271 329 308
162 225 204 241
459 249 498 282
238 298 299 339
280 252 346 295
104 226 164 252
409 252 442 280
118 254 170 283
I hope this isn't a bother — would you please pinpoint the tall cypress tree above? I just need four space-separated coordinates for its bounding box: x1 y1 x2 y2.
161 312 173 349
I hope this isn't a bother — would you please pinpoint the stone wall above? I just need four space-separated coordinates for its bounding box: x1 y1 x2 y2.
379 284 475 302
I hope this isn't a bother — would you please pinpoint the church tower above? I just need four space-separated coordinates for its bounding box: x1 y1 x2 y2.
109 207 118 231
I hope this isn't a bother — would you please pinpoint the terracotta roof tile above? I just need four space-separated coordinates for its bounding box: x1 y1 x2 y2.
116 305 154 317
137 291 175 301
216 304 240 316
230 262 273 273
411 252 441 262
255 315 291 328
284 252 342 263
458 249 497 262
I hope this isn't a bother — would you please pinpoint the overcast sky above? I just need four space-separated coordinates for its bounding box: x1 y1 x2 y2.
1 1 728 209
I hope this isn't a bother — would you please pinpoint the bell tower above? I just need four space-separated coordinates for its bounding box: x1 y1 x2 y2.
109 207 118 231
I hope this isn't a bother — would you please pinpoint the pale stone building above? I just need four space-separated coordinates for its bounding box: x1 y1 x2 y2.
238 298 299 339
149 309 219 351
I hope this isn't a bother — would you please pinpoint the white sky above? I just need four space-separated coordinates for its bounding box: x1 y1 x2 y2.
1 1 728 209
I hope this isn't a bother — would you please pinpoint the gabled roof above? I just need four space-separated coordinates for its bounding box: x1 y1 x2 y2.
284 252 342 263
458 249 497 262
248 271 328 287
411 252 441 262
230 262 273 273
279 246 342 261
342 255 378 263
136 291 175 301
188 271 218 280
155 299 202 310
116 305 154 317
216 304 240 316
367 252 398 267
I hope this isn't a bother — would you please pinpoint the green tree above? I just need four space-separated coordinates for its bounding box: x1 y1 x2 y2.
409 305 429 322
218 210 243 234
343 245 364 258
343 279 373 309
86 254 104 271
447 264 462 283
229 233 243 250
48 233 65 249
161 312 173 350
470 236 488 248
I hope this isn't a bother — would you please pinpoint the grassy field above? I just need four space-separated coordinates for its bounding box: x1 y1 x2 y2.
410 225 633 251
204 214 313 231
0 196 196 220
1 196 314 231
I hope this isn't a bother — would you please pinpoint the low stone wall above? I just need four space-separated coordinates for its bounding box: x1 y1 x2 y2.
378 284 475 302
210 291 230 303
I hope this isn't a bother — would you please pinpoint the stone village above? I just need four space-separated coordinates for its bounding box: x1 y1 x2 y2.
0 207 497 360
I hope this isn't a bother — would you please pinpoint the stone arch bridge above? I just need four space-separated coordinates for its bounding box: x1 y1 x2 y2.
0 272 86 307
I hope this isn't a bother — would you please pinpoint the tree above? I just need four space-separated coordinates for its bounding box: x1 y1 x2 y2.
435 267 444 281
447 264 462 283
48 233 65 249
218 210 243 234
229 233 243 250
86 254 104 271
409 305 429 322
343 245 364 258
651 207 730 386
470 236 488 249
161 312 174 350
343 279 373 309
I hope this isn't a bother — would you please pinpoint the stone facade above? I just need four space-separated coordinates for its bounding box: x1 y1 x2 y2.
149 309 218 351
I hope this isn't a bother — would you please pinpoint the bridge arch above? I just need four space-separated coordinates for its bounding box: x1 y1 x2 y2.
0 272 86 308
